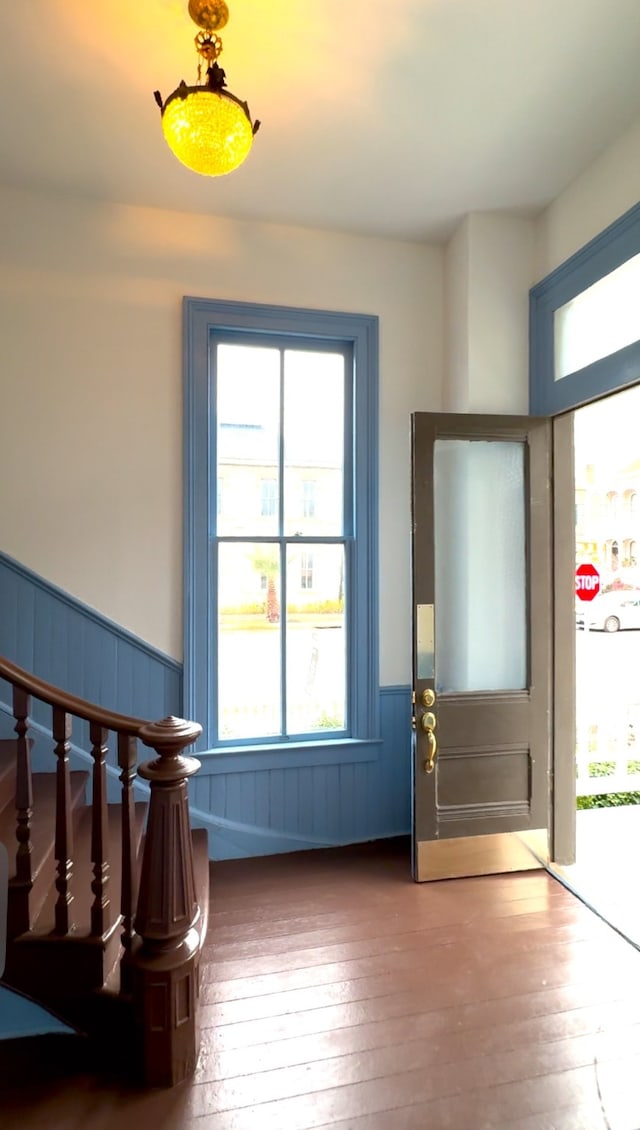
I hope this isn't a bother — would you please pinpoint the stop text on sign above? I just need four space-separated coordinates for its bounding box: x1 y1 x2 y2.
575 564 600 602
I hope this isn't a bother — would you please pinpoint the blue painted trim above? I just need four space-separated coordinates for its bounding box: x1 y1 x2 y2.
0 551 182 726
530 200 640 415
188 805 408 861
183 297 380 754
193 738 382 776
0 551 181 674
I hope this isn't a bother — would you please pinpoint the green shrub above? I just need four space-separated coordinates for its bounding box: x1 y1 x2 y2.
577 792 640 809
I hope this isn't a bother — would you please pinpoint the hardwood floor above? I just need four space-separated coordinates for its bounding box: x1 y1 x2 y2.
3 837 640 1129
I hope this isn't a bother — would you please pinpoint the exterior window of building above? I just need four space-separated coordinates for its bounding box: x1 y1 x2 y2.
300 552 314 590
217 476 223 517
302 480 316 519
184 298 379 753
629 492 637 517
260 478 277 517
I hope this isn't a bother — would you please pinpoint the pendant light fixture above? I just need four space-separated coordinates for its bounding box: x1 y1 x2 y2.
154 0 260 177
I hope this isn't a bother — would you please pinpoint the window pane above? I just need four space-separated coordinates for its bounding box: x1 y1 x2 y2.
218 542 282 739
554 251 640 380
285 544 346 734
216 344 281 536
434 439 527 693
283 351 344 536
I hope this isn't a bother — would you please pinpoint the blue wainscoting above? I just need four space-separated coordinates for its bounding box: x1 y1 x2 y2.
0 551 182 721
0 552 411 858
189 686 412 859
0 551 181 782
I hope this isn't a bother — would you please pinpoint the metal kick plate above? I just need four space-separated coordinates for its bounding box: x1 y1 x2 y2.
416 604 435 680
416 829 549 882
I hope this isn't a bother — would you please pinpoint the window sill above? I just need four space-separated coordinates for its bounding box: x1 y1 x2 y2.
193 737 382 775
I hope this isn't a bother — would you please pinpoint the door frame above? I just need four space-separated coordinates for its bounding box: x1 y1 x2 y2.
531 199 640 866
551 412 576 864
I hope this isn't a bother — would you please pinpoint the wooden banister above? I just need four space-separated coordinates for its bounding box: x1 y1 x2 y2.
11 686 33 936
52 707 73 935
131 716 203 1088
0 655 205 1086
89 722 110 937
117 731 139 994
0 656 147 735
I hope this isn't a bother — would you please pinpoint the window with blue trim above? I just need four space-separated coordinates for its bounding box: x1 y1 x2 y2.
183 298 380 754
530 201 640 416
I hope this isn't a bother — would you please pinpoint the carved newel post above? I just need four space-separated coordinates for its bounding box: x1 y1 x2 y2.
131 715 202 1087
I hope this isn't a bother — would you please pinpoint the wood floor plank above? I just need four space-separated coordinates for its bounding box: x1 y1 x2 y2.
197 1005 640 1084
205 925 620 1003
189 1026 640 1114
185 1062 605 1128
4 841 640 1130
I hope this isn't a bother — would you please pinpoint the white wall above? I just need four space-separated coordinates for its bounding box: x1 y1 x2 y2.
535 116 640 280
443 213 534 413
0 186 443 683
443 217 470 411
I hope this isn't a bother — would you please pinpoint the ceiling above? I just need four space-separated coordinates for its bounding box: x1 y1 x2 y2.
2 0 639 242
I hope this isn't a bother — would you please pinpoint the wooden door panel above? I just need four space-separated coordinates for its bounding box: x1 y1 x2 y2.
411 413 553 881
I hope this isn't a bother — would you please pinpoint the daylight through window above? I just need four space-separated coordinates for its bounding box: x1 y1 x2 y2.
215 341 348 742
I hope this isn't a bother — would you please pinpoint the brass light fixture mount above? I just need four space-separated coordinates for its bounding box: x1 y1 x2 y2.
154 0 261 178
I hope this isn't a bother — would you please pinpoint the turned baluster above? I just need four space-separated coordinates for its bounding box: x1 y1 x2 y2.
118 731 138 993
89 722 110 937
131 716 202 1088
13 687 33 887
52 706 74 935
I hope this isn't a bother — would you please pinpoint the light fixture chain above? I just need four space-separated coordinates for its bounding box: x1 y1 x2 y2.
195 30 223 63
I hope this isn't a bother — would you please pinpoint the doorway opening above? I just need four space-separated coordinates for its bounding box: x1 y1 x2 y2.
554 383 640 944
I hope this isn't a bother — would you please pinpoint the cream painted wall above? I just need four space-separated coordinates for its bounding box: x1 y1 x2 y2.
443 213 534 413
467 214 534 414
535 115 640 280
442 217 470 412
0 185 443 683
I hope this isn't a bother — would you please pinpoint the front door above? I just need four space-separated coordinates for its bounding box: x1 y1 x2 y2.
411 413 553 881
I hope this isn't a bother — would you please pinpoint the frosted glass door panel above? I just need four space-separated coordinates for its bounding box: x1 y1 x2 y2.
434 439 527 693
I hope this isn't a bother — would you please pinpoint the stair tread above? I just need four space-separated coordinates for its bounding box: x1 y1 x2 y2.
0 770 88 884
24 801 148 940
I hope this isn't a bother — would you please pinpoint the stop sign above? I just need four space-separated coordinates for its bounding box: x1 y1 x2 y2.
575 563 600 602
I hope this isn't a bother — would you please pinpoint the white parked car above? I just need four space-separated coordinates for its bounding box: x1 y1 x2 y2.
576 591 640 633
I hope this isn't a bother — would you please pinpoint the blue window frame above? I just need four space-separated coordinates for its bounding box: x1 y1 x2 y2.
183 297 380 756
530 201 640 416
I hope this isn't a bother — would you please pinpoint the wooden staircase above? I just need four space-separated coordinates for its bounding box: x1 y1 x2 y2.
0 656 210 1087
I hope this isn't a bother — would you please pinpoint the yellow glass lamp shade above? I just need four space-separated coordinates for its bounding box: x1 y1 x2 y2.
161 86 255 177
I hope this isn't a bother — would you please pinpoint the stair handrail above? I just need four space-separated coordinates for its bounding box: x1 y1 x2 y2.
0 653 204 1086
0 655 148 735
